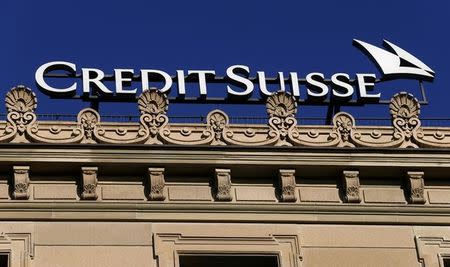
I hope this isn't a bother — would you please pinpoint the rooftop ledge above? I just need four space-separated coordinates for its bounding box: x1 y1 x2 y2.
0 85 449 149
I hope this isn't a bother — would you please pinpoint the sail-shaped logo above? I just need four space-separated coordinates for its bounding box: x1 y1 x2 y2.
353 39 435 81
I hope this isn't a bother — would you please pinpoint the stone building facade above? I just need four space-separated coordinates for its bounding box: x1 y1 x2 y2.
0 86 450 266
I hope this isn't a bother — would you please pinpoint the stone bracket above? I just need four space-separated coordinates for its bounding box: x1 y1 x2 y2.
148 168 165 201
214 169 232 201
81 167 98 200
12 166 30 200
279 169 297 202
406 171 425 204
342 170 361 203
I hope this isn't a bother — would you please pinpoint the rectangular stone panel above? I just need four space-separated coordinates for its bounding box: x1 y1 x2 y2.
101 185 144 200
299 187 341 203
33 246 153 267
300 225 415 248
0 182 8 199
168 186 211 201
302 248 421 267
235 187 276 202
36 223 153 246
363 188 406 204
428 190 450 204
33 184 77 200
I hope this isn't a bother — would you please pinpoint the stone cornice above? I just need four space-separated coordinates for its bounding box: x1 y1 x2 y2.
0 202 449 225
1 86 450 149
1 147 450 168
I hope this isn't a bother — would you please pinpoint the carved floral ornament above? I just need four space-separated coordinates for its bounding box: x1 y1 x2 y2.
1 86 450 148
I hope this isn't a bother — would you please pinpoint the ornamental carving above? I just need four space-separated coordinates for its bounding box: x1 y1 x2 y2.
278 169 297 202
138 89 168 115
406 171 425 204
266 91 298 146
12 166 30 200
390 92 421 148
8 86 450 149
207 110 228 145
78 109 100 144
4 86 37 142
332 112 356 147
266 91 298 118
83 184 96 195
5 85 37 114
138 90 169 144
390 92 420 119
148 168 165 201
342 170 360 203
81 167 98 200
214 169 232 201
14 183 28 194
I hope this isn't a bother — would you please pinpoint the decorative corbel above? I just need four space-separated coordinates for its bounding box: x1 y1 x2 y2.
342 170 361 203
278 169 297 202
406 171 425 204
148 168 165 201
214 169 232 201
12 166 30 200
81 167 98 200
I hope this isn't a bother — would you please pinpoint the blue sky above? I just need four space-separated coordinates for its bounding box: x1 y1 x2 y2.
2 0 449 120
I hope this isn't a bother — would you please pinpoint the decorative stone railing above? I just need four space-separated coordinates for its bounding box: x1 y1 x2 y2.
0 85 449 148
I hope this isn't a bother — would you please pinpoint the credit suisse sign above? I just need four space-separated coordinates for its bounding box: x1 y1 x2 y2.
35 39 434 104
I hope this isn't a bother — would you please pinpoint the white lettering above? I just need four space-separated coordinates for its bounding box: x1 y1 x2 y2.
35 61 77 95
331 73 354 99
141 69 173 93
226 65 254 97
306 72 328 98
81 68 112 95
258 71 286 96
188 70 215 96
115 69 136 95
357 73 380 100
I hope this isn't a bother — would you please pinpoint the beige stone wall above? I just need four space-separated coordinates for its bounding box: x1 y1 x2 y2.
0 151 448 266
1 86 450 266
2 222 450 267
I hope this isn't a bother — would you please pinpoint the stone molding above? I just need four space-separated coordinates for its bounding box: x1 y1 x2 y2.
278 169 297 202
1 87 450 149
148 168 165 201
13 166 30 200
214 169 232 201
154 231 301 267
0 202 450 223
415 236 450 267
342 170 361 203
0 232 34 267
406 171 425 204
81 167 98 200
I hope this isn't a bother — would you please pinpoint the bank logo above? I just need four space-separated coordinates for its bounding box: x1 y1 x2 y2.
353 39 435 81
36 39 435 104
